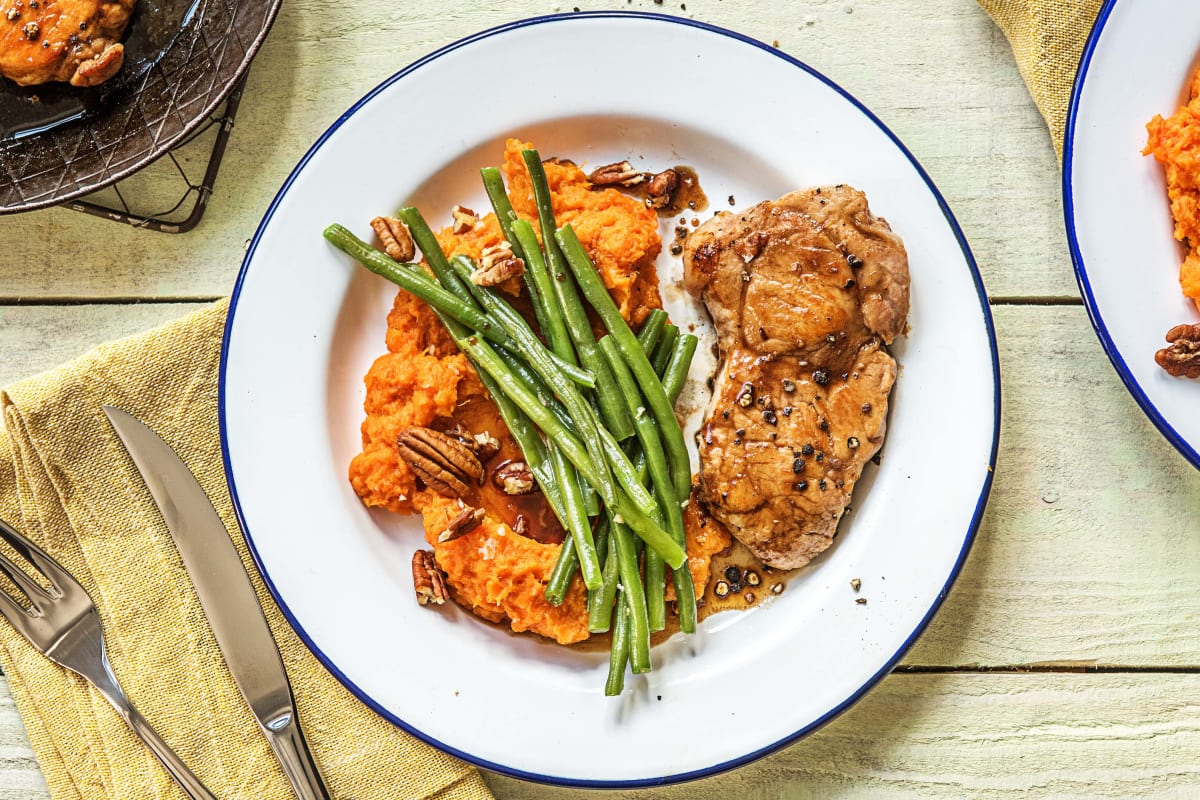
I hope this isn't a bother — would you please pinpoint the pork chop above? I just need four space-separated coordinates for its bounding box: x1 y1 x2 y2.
682 185 910 569
0 0 134 87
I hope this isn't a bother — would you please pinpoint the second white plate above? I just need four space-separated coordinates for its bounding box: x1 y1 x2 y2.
1066 0 1200 468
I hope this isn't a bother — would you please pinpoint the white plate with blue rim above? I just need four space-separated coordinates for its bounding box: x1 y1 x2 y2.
220 12 999 787
1065 0 1200 469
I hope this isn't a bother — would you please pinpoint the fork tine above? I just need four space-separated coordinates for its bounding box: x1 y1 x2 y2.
0 519 66 602
0 577 31 626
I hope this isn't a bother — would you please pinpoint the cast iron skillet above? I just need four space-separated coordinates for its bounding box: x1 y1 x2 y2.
0 0 281 213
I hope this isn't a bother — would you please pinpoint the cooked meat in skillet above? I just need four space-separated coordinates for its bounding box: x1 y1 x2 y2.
682 185 910 569
0 0 134 87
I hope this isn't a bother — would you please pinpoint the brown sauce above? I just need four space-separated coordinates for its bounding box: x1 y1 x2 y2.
658 165 708 216
477 461 566 546
599 164 708 219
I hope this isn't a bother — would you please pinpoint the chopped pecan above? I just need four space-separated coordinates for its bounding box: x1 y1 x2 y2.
438 506 486 543
412 550 449 605
451 204 478 234
588 160 648 187
441 424 501 462
397 426 484 497
370 216 415 262
492 460 535 495
471 241 525 286
1155 323 1200 378
644 169 679 209
472 431 502 462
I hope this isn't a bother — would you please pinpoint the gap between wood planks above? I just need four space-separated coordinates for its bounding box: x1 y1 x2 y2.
0 296 224 306
896 664 1200 674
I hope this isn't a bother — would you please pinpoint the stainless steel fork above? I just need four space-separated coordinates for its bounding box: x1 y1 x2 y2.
0 517 217 800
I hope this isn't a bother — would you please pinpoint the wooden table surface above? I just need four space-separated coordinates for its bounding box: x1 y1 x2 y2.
2 1 1199 797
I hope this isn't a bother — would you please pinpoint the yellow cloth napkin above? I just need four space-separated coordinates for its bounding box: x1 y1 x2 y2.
0 300 494 800
977 0 1106 157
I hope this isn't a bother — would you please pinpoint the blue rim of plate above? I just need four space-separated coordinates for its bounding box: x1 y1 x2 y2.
1063 0 1200 470
219 11 1001 788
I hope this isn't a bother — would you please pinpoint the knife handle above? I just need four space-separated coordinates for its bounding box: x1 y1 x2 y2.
263 710 332 800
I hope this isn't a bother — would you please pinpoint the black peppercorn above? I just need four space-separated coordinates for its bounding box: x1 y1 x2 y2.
813 369 830 385
792 458 805 473
801 444 814 456
763 410 777 426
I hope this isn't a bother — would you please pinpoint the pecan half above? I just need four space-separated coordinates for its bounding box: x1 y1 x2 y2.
492 460 535 495
412 550 450 605
451 204 478 234
1155 323 1200 378
397 426 484 497
644 169 679 209
370 216 415 262
588 160 648 187
471 241 525 286
438 506 486 543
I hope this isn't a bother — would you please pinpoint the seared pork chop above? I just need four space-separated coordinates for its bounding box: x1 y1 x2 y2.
0 0 133 87
683 185 910 569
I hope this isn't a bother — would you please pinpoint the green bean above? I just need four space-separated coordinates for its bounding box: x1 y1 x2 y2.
604 597 631 697
480 167 521 244
636 308 669 354
544 535 577 607
662 333 699 403
522 148 635 440
588 518 619 633
653 331 702 628
651 323 680 377
611 515 651 673
510 219 576 364
551 446 602 591
556 225 693 500
322 225 508 345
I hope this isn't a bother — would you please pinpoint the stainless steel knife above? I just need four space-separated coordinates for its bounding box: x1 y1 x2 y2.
103 405 331 800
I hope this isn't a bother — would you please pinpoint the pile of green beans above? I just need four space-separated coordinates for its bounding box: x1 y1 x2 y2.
323 148 699 695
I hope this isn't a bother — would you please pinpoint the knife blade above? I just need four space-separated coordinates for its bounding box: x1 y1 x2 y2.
103 405 331 800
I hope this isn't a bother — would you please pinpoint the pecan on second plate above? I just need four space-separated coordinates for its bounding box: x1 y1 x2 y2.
1155 323 1200 378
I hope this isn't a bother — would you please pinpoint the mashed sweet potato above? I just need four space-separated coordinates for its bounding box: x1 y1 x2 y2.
1144 67 1200 313
349 139 727 644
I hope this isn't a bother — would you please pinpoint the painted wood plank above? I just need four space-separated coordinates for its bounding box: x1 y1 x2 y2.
0 0 1064 300
0 304 208 390
907 304 1200 667
485 670 1200 799
0 671 1196 800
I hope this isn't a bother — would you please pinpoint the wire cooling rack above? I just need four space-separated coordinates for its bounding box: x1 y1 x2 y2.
58 77 245 234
